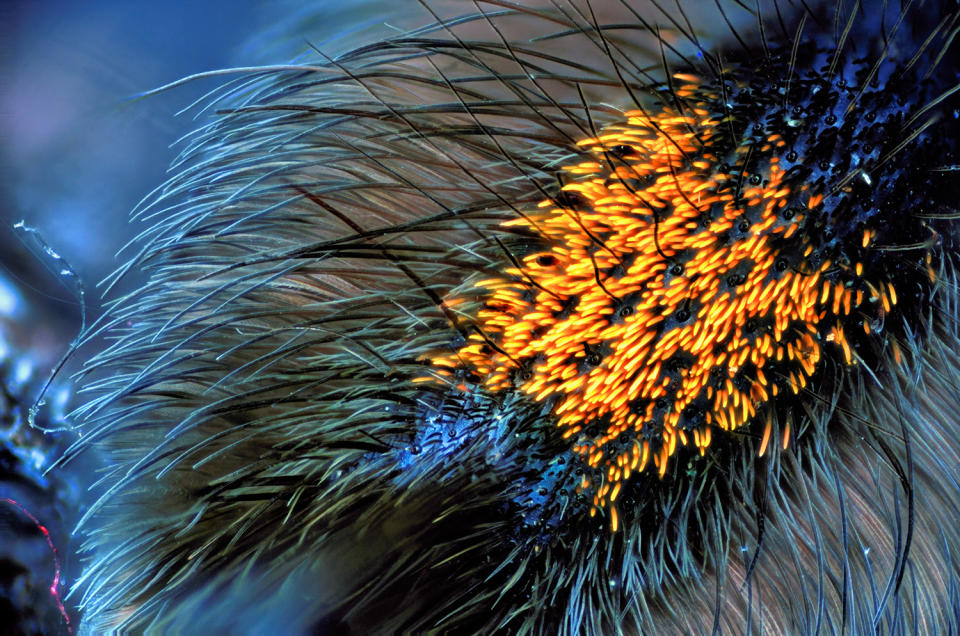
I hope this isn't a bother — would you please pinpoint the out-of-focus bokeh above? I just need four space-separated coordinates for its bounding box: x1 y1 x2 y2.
1 0 271 303
0 2 273 632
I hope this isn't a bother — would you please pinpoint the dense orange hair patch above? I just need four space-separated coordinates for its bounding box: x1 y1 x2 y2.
430 78 895 526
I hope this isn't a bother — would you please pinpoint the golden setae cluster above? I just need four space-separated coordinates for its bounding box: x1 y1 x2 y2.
430 77 897 529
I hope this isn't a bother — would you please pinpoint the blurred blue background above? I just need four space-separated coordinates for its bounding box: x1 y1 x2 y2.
1 0 268 321
0 2 273 632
